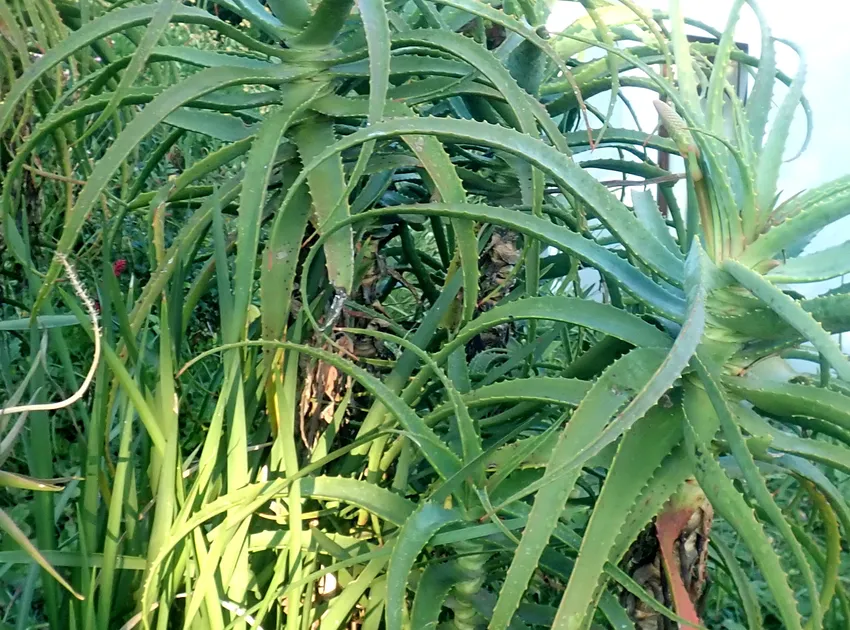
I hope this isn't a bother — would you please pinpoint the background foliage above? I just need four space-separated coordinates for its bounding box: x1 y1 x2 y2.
1 0 850 628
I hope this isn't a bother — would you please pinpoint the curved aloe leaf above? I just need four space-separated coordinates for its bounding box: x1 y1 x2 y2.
553 404 684 629
287 116 686 286
725 376 850 433
424 377 591 426
745 0 776 153
311 203 686 319
488 346 668 630
724 259 850 380
386 503 462 630
742 174 850 266
683 384 804 630
77 0 181 143
735 405 850 474
632 189 682 256
410 562 462 630
694 358 822 628
765 241 850 283
231 0 289 37
712 538 764 630
755 39 806 216
775 455 850 537
705 0 745 132
294 117 354 292
229 100 318 343
669 0 703 119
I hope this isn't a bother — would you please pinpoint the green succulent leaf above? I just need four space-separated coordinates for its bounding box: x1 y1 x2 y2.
386 503 462 630
553 404 684 629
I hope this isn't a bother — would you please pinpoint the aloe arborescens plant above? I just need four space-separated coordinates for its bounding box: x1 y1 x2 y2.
1 0 850 628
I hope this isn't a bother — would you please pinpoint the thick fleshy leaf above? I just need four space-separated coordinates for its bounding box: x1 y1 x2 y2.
742 174 850 265
410 562 463 630
765 241 850 283
553 405 683 629
425 377 591 427
386 503 462 630
683 383 804 630
735 405 850 474
294 118 354 292
77 0 181 143
725 376 850 433
229 103 315 343
745 0 776 153
164 108 258 141
488 346 668 630
755 40 806 215
694 358 822 628
632 189 682 256
669 0 703 119
286 116 686 287
314 204 686 319
724 259 850 380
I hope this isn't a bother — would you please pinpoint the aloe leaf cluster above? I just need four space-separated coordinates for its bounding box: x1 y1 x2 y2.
1 0 849 628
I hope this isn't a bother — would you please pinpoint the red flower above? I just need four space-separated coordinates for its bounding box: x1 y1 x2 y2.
113 259 127 276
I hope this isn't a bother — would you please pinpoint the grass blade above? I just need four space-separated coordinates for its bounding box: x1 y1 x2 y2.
0 507 83 600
